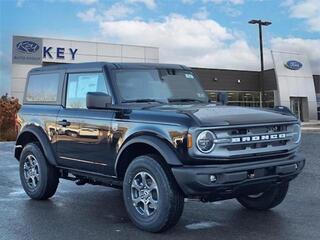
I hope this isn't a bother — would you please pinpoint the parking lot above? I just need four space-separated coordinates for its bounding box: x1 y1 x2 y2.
0 132 319 240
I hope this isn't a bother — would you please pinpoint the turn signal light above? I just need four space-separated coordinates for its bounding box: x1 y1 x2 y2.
187 133 193 148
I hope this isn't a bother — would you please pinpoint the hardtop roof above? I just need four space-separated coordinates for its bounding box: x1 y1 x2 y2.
30 62 191 73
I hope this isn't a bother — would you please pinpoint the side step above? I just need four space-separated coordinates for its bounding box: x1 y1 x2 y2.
58 167 123 189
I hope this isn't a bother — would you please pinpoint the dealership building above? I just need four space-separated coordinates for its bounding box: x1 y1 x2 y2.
11 35 320 121
11 35 159 100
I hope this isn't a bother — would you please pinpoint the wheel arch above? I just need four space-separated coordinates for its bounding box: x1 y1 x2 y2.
115 135 183 179
15 125 57 166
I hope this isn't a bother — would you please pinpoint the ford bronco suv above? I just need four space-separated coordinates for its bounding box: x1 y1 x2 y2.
15 62 305 232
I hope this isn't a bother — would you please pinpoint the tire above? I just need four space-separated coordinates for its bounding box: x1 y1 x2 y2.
123 155 184 233
236 183 289 210
19 143 59 200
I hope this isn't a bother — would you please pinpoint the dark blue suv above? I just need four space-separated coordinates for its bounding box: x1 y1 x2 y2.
15 62 305 232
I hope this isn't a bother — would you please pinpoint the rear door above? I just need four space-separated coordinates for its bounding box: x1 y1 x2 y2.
56 70 116 175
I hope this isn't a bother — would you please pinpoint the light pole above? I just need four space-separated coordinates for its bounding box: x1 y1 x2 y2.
248 19 272 107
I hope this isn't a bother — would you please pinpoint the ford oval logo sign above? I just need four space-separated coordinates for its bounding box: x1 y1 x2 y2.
284 60 303 70
16 41 40 54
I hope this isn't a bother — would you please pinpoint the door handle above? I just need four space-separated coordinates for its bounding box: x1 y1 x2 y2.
57 120 71 127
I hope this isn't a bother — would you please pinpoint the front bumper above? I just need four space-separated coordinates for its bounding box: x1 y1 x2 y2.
172 154 305 200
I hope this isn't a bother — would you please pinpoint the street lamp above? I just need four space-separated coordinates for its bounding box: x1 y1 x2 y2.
248 19 272 107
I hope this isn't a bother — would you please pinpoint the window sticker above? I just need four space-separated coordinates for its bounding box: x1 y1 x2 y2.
68 80 77 98
76 75 99 98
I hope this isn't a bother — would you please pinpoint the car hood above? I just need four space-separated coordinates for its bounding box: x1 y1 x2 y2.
149 104 298 127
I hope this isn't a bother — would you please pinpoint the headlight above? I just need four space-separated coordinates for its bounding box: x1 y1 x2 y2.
196 130 215 153
292 124 301 143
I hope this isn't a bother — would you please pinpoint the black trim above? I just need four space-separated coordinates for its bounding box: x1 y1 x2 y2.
115 135 183 176
59 166 122 188
15 125 58 166
189 150 297 164
171 153 305 197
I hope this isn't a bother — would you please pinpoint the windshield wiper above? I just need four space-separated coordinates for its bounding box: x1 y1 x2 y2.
168 98 205 103
122 99 166 104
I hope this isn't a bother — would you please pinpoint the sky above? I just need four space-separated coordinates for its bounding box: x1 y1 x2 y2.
0 0 320 95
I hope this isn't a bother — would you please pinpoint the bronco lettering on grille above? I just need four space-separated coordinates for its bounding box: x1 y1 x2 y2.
231 133 286 143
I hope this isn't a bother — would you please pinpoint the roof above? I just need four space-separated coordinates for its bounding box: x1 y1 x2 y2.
30 62 191 73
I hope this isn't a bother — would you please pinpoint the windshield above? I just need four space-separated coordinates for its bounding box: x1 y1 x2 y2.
114 69 209 103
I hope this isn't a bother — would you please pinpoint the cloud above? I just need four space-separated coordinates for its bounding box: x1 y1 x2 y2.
16 0 26 7
99 14 261 70
204 0 245 5
271 37 320 74
77 3 134 22
192 7 209 19
103 3 134 20
127 0 156 9
220 6 242 17
181 0 194 4
77 8 99 22
286 0 320 32
77 4 319 73
204 0 243 17
69 0 98 5
281 0 294 6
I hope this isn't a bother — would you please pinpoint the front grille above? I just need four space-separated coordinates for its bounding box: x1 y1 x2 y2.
228 124 286 136
194 123 299 160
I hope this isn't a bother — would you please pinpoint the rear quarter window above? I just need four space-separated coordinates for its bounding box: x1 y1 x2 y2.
25 73 60 103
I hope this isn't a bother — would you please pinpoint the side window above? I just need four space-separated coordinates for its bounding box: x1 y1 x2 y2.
66 72 109 109
25 73 60 103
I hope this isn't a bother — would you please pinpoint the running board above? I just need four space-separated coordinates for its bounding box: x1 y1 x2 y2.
58 167 123 188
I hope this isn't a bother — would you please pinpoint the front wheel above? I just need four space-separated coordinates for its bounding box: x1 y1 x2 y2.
236 183 289 210
123 155 184 232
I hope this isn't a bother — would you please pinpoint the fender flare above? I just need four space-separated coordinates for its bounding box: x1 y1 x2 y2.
115 135 183 175
15 125 57 166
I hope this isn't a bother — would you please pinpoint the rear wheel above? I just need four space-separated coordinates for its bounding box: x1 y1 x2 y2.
19 143 59 200
236 183 289 210
123 155 184 232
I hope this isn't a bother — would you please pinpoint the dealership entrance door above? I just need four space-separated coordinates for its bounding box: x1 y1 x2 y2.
290 97 309 121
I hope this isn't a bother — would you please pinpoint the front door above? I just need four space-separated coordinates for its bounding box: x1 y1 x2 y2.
290 97 309 121
290 97 302 120
56 71 115 175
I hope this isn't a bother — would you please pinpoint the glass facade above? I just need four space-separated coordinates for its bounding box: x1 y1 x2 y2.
206 90 275 108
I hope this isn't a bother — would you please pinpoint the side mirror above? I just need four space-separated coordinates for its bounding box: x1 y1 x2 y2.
86 92 112 109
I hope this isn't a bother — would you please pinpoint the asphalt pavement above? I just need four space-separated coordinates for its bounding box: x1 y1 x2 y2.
0 133 319 240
